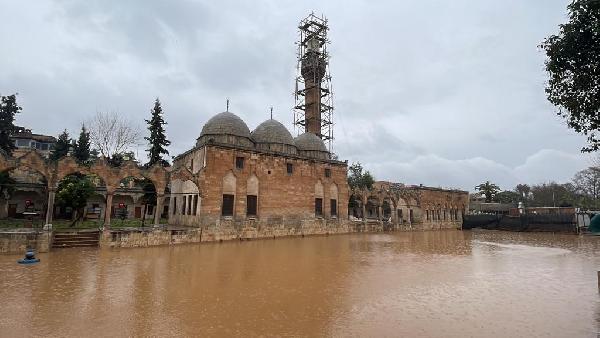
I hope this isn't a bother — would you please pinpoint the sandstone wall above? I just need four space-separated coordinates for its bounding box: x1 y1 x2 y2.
0 230 50 254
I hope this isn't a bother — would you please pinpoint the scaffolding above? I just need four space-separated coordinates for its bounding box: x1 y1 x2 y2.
293 13 334 151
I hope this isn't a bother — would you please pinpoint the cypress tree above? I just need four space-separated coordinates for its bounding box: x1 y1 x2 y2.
50 130 71 161
0 94 22 156
73 124 91 164
145 98 170 167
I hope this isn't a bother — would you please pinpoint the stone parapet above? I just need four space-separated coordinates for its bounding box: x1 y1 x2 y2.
0 229 50 254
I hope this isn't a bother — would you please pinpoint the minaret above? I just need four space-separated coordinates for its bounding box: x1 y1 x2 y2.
294 13 334 150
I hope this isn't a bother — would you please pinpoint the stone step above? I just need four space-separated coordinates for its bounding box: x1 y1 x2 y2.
52 243 98 248
52 231 100 249
53 238 99 244
53 235 99 240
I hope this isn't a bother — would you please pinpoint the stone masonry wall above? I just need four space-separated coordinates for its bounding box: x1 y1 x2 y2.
169 145 349 228
0 230 50 254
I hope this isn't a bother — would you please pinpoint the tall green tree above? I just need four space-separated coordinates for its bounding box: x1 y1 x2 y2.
0 94 22 155
50 130 71 161
541 0 600 151
145 98 170 167
56 173 95 225
73 124 91 164
347 162 375 190
475 181 500 203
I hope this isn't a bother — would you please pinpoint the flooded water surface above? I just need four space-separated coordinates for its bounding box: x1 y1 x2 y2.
1 230 599 337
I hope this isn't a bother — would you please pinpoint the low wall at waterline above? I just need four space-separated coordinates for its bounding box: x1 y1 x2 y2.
0 219 463 254
0 230 51 254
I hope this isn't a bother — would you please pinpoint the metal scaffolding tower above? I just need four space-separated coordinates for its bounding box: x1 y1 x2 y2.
293 13 334 151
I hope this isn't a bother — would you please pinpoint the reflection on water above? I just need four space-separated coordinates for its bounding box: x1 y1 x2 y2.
0 230 599 337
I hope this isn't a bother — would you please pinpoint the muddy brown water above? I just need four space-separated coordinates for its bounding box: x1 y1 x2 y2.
1 230 599 337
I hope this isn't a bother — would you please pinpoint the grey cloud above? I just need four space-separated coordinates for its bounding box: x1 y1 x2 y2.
0 0 589 191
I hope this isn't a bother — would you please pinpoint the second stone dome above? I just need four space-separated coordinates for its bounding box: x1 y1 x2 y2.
251 119 297 154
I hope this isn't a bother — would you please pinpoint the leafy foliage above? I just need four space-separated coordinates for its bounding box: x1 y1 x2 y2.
492 190 521 204
0 94 22 156
0 171 16 199
145 98 171 167
107 151 136 167
475 181 500 203
541 0 600 151
73 124 92 164
56 174 96 224
50 130 71 162
347 162 375 190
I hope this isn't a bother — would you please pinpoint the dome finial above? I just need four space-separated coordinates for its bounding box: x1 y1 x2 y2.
226 97 230 112
270 106 273 120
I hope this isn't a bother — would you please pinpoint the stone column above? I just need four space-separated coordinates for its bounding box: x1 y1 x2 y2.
45 188 56 225
104 191 114 229
392 207 399 230
361 202 366 223
377 205 382 222
154 194 164 226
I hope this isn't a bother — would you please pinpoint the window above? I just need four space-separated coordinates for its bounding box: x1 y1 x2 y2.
325 168 331 178
426 210 429 221
173 198 177 215
193 195 198 215
222 194 234 216
315 198 323 216
247 195 257 216
147 205 154 215
236 157 244 169
41 143 49 150
182 196 187 215
187 195 192 215
330 199 337 217
287 163 293 175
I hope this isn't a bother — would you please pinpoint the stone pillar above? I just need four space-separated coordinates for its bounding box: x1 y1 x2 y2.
361 202 366 223
377 205 382 222
45 188 56 225
104 192 114 229
154 194 164 226
392 207 399 230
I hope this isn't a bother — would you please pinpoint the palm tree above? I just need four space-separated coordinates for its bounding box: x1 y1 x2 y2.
475 181 500 203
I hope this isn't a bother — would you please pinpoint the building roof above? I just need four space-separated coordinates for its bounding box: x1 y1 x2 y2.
251 119 295 146
10 131 56 143
294 132 328 152
199 112 251 138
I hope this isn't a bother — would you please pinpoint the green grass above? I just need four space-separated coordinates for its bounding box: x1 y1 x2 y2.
0 217 169 229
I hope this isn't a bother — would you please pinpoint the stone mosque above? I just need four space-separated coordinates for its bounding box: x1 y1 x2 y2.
166 13 469 236
0 14 469 253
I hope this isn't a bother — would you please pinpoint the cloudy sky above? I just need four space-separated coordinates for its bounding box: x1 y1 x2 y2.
0 0 592 191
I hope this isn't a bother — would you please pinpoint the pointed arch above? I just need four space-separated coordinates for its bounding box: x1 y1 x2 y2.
223 170 237 195
247 173 259 196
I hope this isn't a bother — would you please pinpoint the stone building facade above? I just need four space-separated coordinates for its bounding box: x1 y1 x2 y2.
169 112 349 230
350 181 469 231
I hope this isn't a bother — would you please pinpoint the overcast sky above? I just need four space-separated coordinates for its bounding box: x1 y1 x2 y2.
0 0 592 191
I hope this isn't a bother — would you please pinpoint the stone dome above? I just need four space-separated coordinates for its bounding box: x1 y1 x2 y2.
251 119 295 146
200 112 251 138
294 132 328 152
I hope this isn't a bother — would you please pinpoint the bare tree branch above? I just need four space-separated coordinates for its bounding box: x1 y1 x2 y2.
88 112 140 159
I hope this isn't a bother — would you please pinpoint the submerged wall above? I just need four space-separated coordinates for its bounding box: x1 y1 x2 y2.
100 219 462 249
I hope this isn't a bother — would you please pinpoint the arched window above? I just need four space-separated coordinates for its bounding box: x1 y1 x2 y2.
247 174 259 217
222 171 236 216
